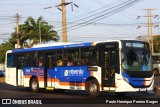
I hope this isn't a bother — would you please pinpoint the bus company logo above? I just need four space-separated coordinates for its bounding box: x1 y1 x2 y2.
64 70 69 76
2 99 11 104
25 69 31 73
64 69 84 76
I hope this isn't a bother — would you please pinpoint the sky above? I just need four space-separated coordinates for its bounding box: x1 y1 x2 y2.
0 0 160 44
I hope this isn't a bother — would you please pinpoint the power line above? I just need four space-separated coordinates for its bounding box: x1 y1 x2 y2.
66 0 144 36
0 22 15 25
0 4 54 6
0 7 43 13
74 0 146 36
57 0 142 33
91 0 112 6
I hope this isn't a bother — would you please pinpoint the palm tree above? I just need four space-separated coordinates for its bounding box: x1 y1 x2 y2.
10 16 59 47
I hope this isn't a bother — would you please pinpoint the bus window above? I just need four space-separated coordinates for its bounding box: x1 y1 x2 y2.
89 47 99 65
81 47 98 66
81 48 89 65
64 49 79 66
57 50 63 66
17 56 25 69
7 54 15 67
47 54 56 68
38 53 43 67
24 52 38 67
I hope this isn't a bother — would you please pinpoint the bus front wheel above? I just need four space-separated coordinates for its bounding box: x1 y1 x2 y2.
86 79 100 97
30 78 39 92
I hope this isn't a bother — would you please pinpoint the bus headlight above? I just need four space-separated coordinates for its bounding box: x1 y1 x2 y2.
123 77 129 83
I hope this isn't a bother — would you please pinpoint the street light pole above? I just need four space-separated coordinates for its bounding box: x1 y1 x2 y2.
39 22 41 44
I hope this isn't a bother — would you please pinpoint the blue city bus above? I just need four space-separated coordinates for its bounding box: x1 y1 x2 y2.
5 40 154 97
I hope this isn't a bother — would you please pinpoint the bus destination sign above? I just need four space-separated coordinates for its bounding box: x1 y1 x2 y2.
125 42 144 48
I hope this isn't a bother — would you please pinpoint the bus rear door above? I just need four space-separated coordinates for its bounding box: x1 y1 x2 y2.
45 53 56 89
16 55 25 86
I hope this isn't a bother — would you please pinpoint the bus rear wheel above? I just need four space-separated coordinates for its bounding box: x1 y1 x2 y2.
30 78 39 92
86 79 100 97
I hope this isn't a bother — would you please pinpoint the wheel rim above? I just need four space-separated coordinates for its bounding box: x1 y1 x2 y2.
89 83 98 94
32 81 37 90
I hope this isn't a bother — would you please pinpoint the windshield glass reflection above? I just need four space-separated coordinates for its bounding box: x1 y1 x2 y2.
122 49 152 71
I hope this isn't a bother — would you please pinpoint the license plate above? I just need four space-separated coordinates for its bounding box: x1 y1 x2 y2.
140 88 146 91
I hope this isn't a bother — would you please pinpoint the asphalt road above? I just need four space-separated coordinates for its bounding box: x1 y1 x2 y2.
0 76 160 107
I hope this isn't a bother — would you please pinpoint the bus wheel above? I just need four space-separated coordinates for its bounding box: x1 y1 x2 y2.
30 78 39 92
86 79 100 97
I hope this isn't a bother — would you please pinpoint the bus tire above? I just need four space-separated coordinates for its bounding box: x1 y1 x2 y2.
86 79 100 97
153 69 159 76
30 78 39 92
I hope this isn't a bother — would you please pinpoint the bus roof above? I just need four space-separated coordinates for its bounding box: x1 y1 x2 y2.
10 39 144 53
12 42 94 53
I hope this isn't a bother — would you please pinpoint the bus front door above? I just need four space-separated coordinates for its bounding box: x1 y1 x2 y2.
101 48 117 91
45 53 56 88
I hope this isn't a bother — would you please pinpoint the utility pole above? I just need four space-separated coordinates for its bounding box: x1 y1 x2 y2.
44 1 78 43
62 0 67 43
15 13 20 48
56 0 72 43
145 9 154 53
144 9 154 37
137 9 158 53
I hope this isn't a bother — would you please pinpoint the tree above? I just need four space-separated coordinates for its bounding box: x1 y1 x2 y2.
0 16 59 63
153 35 160 53
11 16 59 47
0 42 14 63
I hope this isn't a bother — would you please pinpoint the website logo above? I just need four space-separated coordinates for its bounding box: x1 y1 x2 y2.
2 99 11 104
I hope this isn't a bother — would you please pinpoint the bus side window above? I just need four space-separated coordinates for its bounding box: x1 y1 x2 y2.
81 47 98 66
90 47 99 65
24 53 38 67
7 54 15 67
81 48 90 65
17 56 25 69
64 49 79 66
38 53 43 67
57 51 63 66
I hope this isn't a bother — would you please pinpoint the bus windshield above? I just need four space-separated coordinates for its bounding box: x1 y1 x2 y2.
122 49 152 71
